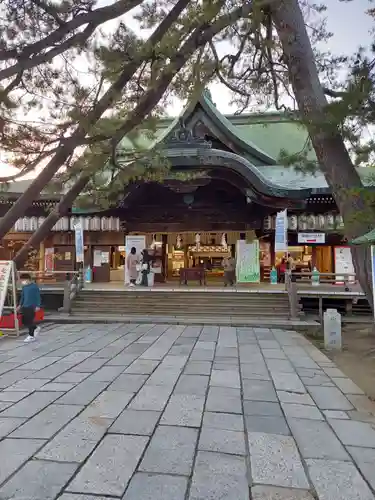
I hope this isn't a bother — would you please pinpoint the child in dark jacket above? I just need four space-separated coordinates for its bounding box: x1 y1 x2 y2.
18 274 41 343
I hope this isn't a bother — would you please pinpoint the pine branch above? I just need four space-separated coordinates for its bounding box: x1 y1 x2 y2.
0 0 143 81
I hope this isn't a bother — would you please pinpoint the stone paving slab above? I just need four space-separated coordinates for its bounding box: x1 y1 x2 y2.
0 321 375 499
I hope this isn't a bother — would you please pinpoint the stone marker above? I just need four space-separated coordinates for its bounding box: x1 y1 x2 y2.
323 309 342 350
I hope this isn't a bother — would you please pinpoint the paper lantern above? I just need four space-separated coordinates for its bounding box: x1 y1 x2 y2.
263 216 272 230
288 215 298 231
307 214 316 230
335 214 344 229
298 215 308 230
325 214 335 230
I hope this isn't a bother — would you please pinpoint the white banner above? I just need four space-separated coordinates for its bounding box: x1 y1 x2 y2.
298 232 325 244
275 210 288 252
74 221 84 263
236 240 260 283
125 235 146 284
334 246 355 283
44 247 54 272
0 261 13 318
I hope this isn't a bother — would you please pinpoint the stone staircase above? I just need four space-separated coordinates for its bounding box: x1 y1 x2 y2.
70 289 293 321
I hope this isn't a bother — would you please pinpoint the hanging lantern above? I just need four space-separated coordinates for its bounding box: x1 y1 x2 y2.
307 214 316 230
325 214 335 230
298 214 308 231
335 214 344 229
62 217 69 231
83 217 90 231
29 217 38 231
101 217 109 231
271 215 277 230
37 217 45 228
288 215 298 231
15 219 23 232
317 214 325 229
176 234 182 249
114 217 120 231
221 233 228 250
70 216 77 230
22 217 29 232
263 216 272 230
150 234 157 250
195 233 201 250
92 216 101 231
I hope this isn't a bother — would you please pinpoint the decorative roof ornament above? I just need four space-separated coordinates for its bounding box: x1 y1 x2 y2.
202 88 216 106
166 118 212 149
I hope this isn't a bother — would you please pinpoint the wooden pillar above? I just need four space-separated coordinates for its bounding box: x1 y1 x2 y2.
162 234 167 281
311 246 317 268
270 234 276 266
39 241 45 272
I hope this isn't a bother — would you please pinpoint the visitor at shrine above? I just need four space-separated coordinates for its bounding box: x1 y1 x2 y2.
287 253 296 281
126 246 139 287
140 249 151 286
278 258 287 283
223 255 235 286
17 274 41 343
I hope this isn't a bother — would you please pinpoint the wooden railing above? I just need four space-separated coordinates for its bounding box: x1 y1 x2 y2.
292 271 358 290
17 270 78 284
285 271 360 322
61 270 83 313
285 272 300 320
17 270 83 313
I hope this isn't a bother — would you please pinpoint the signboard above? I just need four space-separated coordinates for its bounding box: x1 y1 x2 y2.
275 210 288 252
236 239 260 283
334 246 355 283
298 232 325 244
0 261 12 319
74 221 84 263
44 248 54 272
93 250 102 267
125 235 146 284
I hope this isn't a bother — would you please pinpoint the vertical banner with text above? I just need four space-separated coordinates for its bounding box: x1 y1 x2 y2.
0 261 12 318
236 239 260 283
74 221 84 264
44 247 55 272
275 209 288 253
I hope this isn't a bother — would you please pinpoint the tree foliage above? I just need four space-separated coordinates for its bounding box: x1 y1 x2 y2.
2 0 375 304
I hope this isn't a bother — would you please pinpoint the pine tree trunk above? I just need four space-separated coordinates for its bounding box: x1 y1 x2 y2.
271 0 375 308
13 175 89 268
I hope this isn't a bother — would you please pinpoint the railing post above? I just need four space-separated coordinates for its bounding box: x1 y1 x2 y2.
62 279 71 313
285 272 299 320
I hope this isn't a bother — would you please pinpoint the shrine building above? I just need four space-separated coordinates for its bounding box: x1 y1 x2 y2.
1 91 372 284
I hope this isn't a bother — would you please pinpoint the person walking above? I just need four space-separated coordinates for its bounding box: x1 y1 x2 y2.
18 274 41 343
126 246 138 287
223 254 235 287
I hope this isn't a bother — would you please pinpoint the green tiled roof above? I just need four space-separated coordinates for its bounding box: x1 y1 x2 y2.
351 229 375 245
117 93 315 166
260 166 375 193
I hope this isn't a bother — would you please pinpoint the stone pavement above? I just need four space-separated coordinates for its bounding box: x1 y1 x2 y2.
0 323 374 500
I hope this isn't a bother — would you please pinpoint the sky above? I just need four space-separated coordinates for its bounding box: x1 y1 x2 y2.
1 0 373 178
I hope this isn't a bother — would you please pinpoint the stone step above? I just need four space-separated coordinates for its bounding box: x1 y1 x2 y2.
71 308 290 318
72 290 294 320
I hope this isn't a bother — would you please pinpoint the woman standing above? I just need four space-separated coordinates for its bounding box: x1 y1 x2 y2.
140 249 151 286
126 247 138 287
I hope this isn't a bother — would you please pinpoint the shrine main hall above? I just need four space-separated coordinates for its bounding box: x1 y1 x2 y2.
1 91 369 284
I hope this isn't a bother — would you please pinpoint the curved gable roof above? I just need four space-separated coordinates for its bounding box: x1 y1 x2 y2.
116 93 313 167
